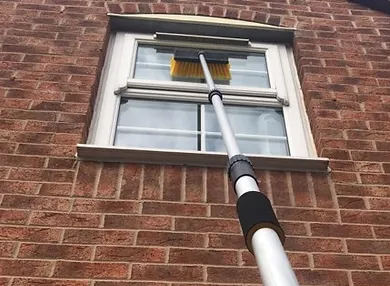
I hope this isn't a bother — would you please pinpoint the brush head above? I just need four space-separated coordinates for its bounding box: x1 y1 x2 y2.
174 50 229 64
171 50 231 80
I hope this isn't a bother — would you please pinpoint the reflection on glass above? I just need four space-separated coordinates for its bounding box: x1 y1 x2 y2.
134 45 270 88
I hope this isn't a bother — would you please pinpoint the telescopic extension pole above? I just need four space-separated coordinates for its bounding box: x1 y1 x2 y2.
198 52 300 286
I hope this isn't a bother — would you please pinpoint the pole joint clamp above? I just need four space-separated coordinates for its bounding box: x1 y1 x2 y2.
227 154 258 193
208 89 223 104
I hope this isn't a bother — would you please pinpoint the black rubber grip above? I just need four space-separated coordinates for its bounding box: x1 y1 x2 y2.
236 191 285 254
208 89 223 104
228 154 257 191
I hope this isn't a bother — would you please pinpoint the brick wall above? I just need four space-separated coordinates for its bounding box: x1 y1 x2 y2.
0 0 390 285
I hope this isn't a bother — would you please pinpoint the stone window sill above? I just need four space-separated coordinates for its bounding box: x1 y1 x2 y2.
77 144 330 173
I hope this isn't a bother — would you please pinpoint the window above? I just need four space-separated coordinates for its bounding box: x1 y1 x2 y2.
81 15 326 171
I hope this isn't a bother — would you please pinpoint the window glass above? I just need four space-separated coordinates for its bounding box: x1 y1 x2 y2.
114 98 289 156
134 45 270 88
115 99 199 150
205 105 289 155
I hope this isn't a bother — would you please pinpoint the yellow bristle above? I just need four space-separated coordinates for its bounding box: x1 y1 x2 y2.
170 58 231 80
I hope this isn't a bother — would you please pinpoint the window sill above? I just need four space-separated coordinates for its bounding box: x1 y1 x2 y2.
77 144 329 173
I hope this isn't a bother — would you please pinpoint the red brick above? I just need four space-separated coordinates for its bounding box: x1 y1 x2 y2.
2 194 70 211
348 240 390 254
0 119 25 131
132 264 203 282
95 246 166 263
104 215 172 230
0 209 29 224
296 269 349 286
208 233 245 249
53 261 128 279
335 183 390 197
25 121 83 133
163 165 182 201
39 183 72 196
352 151 390 162
2 44 50 54
374 226 390 239
338 197 366 209
175 217 240 233
16 144 75 157
120 164 142 199
207 168 225 203
96 163 119 198
207 266 259 283
142 165 162 200
47 158 76 169
360 174 390 185
0 259 53 276
9 168 74 183
352 272 390 286
0 226 61 242
185 167 205 202
311 223 372 238
331 171 359 183
280 221 308 236
342 210 390 225
355 162 382 173
1 131 53 144
143 202 207 217
137 231 205 248
313 254 379 270
0 181 39 195
381 256 390 270
73 161 99 197
368 198 390 210
95 283 166 286
11 279 89 286
169 248 237 265
18 243 93 260
0 242 16 258
30 212 100 227
210 204 236 218
63 229 135 245
277 208 338 222
51 133 81 145
269 171 292 206
377 141 390 151
290 172 313 207
285 237 343 253
72 199 139 214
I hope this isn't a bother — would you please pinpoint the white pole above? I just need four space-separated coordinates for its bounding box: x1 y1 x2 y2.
252 228 300 286
198 52 300 286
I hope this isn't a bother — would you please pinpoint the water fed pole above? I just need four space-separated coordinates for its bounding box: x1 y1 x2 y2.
198 52 300 286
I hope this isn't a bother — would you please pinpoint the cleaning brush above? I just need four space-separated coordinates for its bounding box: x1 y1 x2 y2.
170 50 231 80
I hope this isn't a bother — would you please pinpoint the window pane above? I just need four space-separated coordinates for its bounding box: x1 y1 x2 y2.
205 105 287 136
206 134 289 156
134 45 270 88
205 105 289 156
115 129 198 150
116 98 197 130
114 99 289 155
114 98 198 151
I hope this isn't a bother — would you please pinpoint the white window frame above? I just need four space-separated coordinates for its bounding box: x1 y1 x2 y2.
88 32 314 157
